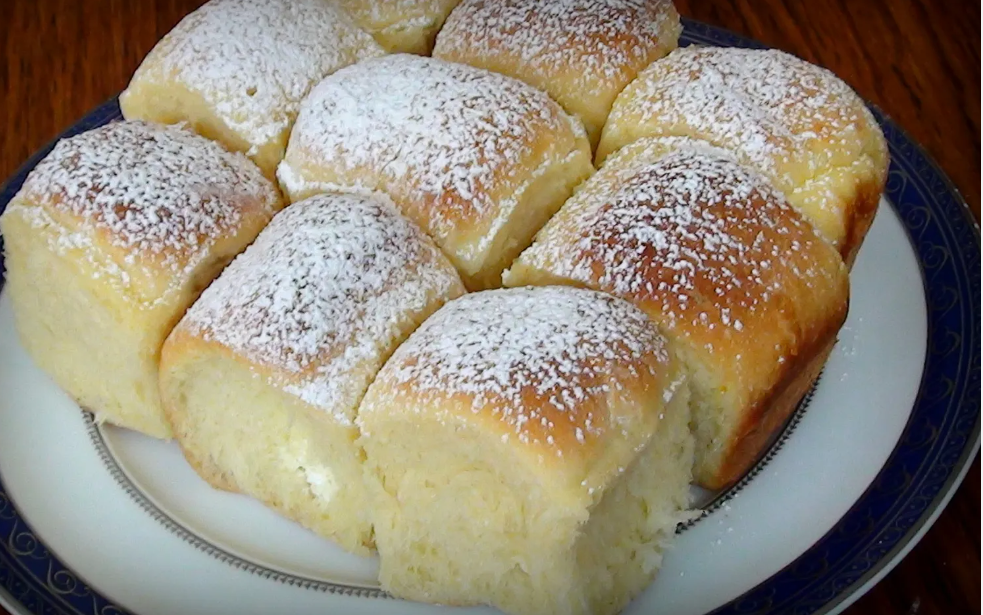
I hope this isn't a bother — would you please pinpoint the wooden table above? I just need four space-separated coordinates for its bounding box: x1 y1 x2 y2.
1 1 979 614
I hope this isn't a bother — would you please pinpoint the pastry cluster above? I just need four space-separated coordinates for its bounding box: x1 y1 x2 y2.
0 1 887 614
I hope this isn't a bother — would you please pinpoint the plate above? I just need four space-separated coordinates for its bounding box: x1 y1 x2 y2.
0 19 979 615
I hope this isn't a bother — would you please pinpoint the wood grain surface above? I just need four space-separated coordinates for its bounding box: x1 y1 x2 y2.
0 1 979 614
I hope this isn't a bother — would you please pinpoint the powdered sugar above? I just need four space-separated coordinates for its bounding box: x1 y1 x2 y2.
513 138 828 332
366 286 670 447
606 46 876 181
279 54 583 263
436 0 679 86
11 120 277 304
180 192 463 423
601 47 890 254
128 0 383 151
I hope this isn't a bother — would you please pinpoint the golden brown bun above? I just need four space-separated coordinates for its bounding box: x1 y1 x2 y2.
433 0 681 149
505 137 849 489
597 46 889 265
277 54 593 290
339 0 461 54
159 192 465 554
119 0 384 179
358 286 693 615
0 120 280 438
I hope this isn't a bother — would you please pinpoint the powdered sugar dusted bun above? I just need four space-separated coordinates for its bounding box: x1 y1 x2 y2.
359 286 693 615
278 54 593 290
364 287 675 470
339 0 462 54
171 193 465 418
0 120 280 438
120 0 385 179
598 46 889 265
506 136 849 489
159 192 464 554
433 0 680 149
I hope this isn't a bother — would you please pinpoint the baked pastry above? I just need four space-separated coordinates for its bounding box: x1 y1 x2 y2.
119 0 384 179
277 54 593 290
505 137 849 489
433 0 681 149
338 0 461 55
358 286 692 615
0 120 280 439
158 192 465 554
596 47 889 264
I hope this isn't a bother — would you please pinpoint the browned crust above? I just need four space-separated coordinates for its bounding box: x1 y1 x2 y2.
433 0 679 150
436 0 679 79
841 174 887 268
703 305 847 490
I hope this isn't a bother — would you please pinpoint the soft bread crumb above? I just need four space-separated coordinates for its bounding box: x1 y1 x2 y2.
359 287 694 615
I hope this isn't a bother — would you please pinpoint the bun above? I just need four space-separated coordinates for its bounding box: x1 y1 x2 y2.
597 46 889 264
433 0 681 149
0 120 280 438
338 0 462 55
358 286 692 615
277 54 593 290
119 0 384 179
159 192 464 554
505 137 849 489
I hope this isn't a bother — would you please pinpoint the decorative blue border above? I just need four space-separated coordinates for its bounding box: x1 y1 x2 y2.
0 19 979 615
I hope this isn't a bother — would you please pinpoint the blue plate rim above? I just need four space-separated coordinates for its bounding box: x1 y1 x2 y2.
0 17 979 615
